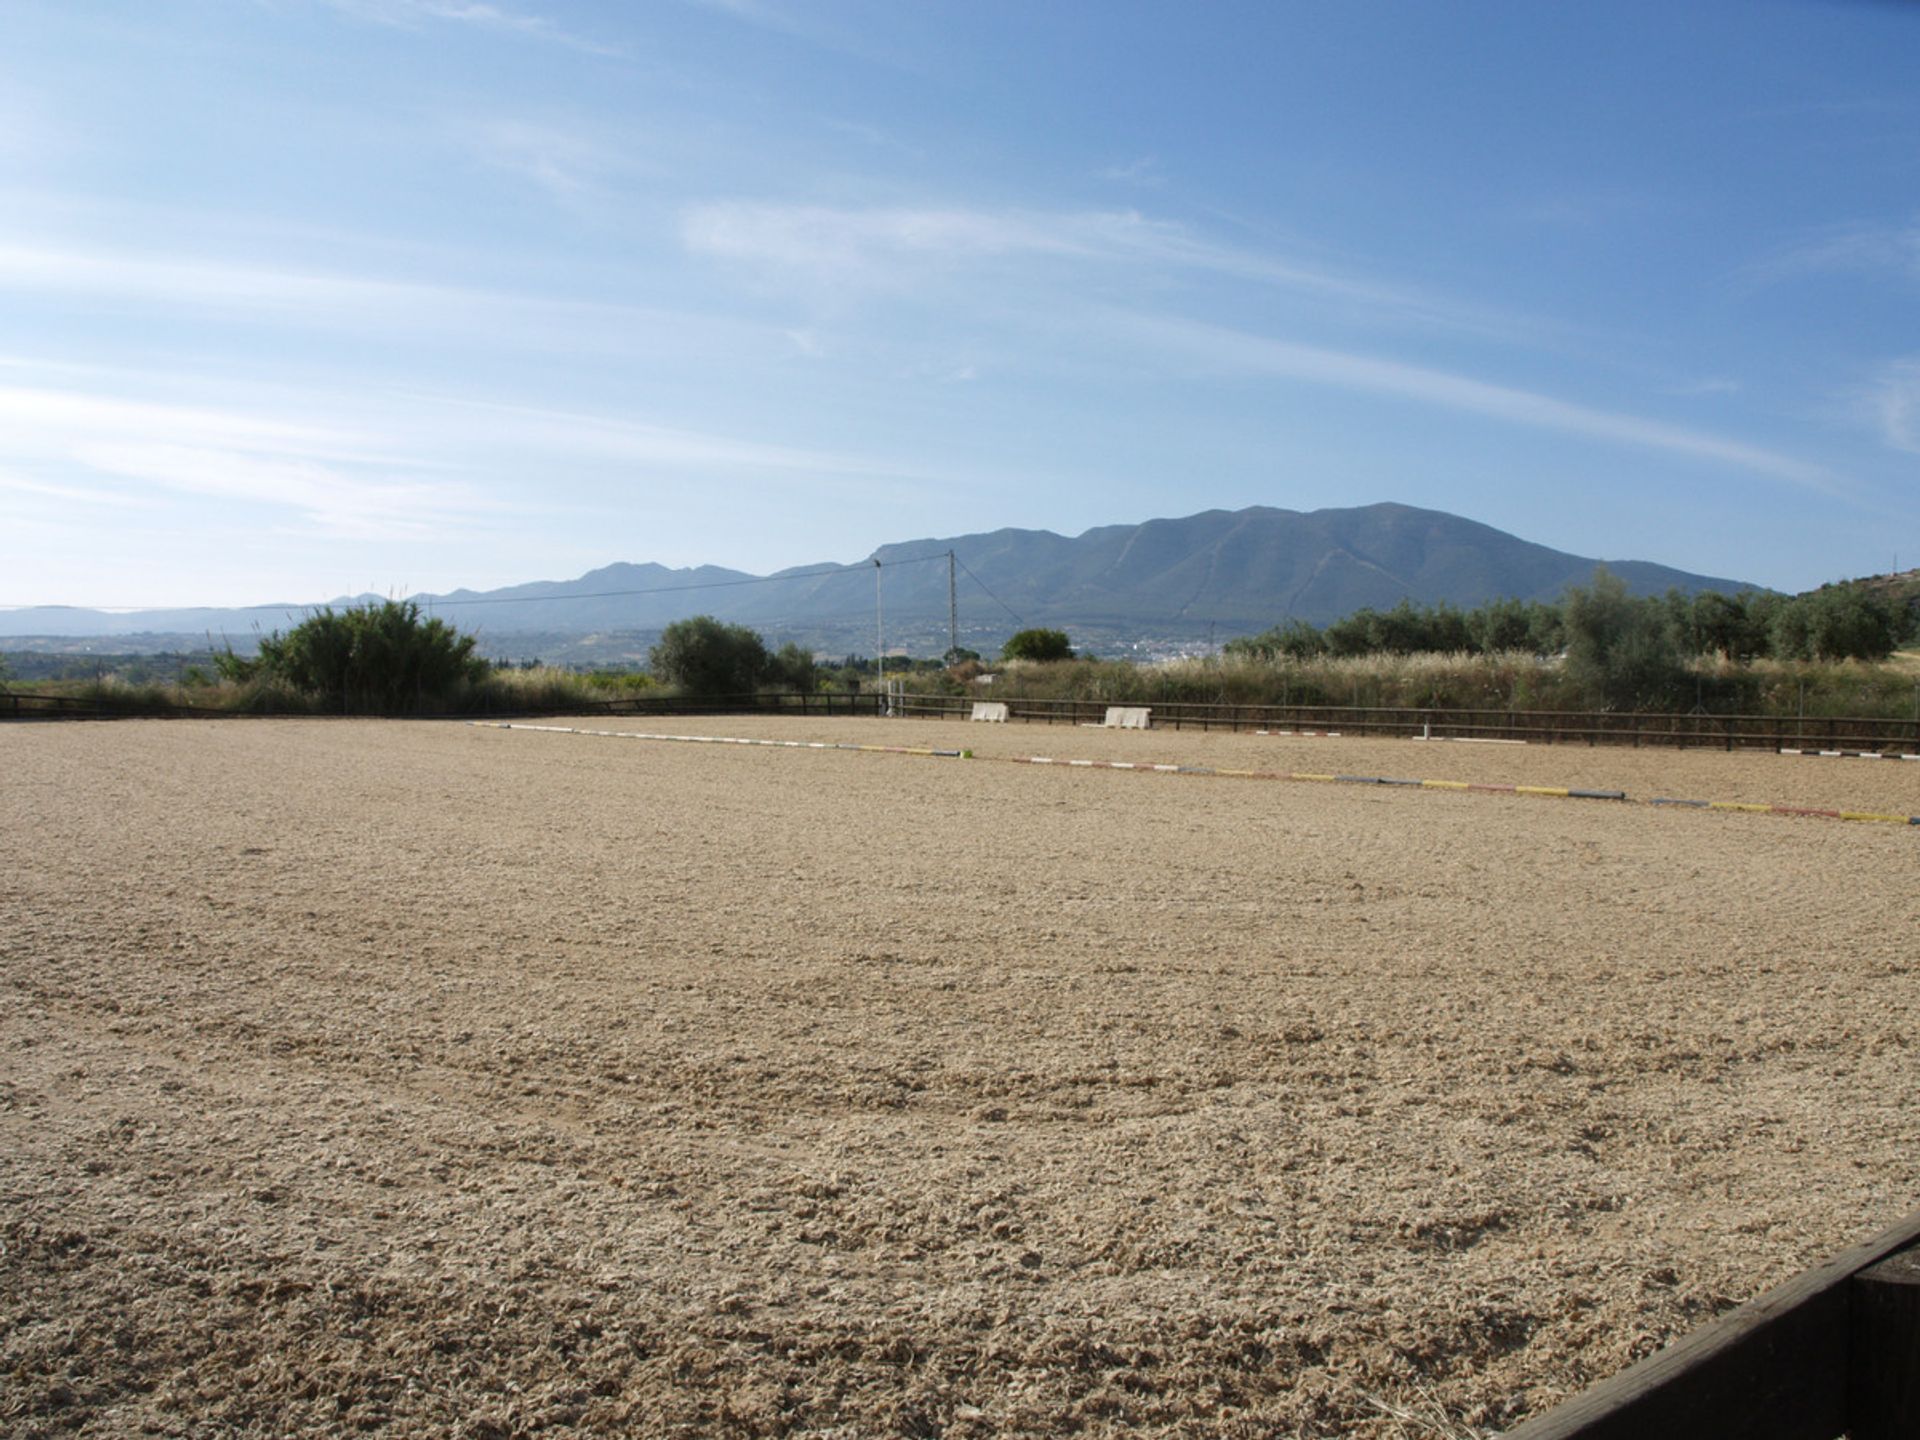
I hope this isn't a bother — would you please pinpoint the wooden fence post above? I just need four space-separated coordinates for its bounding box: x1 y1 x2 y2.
1506 1217 1920 1440
1850 1246 1920 1439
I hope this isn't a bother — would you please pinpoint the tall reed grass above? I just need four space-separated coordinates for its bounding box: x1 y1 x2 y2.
20 665 645 717
977 651 1920 720
15 651 1919 722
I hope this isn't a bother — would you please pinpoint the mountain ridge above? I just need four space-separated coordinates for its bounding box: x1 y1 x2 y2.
0 503 1763 650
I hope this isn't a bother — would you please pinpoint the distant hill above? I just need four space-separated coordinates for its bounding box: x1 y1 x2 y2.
0 503 1761 654
853 503 1756 630
1826 567 1920 616
1807 568 1920 652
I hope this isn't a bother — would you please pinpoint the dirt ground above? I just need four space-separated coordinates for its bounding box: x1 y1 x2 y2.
3 715 1917 1438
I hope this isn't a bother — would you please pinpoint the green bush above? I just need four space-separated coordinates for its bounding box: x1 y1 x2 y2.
1224 618 1325 662
1562 569 1687 710
238 600 488 714
649 616 772 695
767 641 819 693
1770 587 1899 662
1231 597 1564 662
1001 628 1075 662
1685 590 1771 662
579 667 654 694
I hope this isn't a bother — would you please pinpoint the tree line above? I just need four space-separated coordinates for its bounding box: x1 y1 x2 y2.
38 577 1904 718
647 619 1076 693
1225 571 1911 667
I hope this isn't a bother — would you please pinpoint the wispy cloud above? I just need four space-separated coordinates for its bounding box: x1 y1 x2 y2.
1741 218 1920 288
681 0 905 66
410 392 927 479
685 202 1108 270
0 242 458 321
681 201 1507 331
1100 155 1165 188
78 442 483 540
1113 313 1835 491
0 383 485 540
0 88 73 171
689 0 807 34
1867 358 1920 454
0 359 942 565
315 0 624 57
1740 95 1917 123
1506 186 1653 229
901 358 977 385
0 241 765 358
1666 376 1743 397
455 117 631 199
0 470 162 510
0 383 363 456
821 119 921 159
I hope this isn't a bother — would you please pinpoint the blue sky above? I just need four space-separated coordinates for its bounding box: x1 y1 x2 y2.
1 0 1916 608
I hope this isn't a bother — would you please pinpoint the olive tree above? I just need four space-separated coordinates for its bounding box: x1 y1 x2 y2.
1001 628 1075 662
649 616 772 695
1561 569 1686 710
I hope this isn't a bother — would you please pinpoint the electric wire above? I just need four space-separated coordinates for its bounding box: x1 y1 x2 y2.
953 554 1025 626
420 551 952 608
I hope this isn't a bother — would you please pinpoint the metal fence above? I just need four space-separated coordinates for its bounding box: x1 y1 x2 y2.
893 692 1920 753
0 689 889 722
457 690 888 721
7 685 1918 752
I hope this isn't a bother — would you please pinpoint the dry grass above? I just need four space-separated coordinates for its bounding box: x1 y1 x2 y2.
984 650 1920 721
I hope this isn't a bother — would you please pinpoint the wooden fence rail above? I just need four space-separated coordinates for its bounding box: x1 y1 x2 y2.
0 690 888 722
460 691 889 720
1505 1210 1920 1440
0 691 234 720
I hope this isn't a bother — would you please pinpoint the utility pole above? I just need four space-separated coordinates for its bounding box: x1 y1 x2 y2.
948 550 958 659
874 558 884 697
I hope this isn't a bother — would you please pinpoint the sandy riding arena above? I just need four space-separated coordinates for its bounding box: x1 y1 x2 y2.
4 716 1917 1437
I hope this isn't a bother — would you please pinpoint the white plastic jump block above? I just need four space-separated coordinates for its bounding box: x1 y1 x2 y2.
1103 706 1152 730
970 702 1010 723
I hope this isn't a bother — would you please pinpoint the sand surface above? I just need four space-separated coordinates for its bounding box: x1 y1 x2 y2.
3 716 1917 1437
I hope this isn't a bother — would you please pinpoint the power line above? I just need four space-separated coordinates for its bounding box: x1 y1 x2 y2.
423 551 952 608
2 546 1041 642
954 554 1025 627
